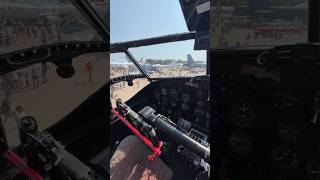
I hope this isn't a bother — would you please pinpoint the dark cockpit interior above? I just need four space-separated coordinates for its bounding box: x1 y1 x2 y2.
212 1 320 179
109 1 211 179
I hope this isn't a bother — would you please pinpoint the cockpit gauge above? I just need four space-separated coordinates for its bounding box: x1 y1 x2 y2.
197 101 204 107
229 129 252 155
271 145 299 171
306 160 320 179
194 108 204 117
170 101 177 107
181 103 190 111
169 89 178 96
162 88 168 95
182 93 190 102
169 90 179 104
230 99 255 128
278 123 301 144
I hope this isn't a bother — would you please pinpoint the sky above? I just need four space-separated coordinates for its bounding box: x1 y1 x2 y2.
110 0 206 62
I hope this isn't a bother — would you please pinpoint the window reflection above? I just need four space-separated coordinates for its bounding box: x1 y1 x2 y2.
211 0 308 48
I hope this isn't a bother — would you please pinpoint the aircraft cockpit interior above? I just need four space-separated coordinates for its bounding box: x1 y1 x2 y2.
109 1 211 179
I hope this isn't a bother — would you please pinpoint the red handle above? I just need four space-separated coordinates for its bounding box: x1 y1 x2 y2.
3 150 44 180
111 108 163 160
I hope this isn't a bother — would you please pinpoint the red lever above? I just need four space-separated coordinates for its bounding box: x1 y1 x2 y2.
3 150 44 180
112 108 163 160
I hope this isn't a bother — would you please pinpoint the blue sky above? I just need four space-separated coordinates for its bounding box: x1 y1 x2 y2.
110 0 206 62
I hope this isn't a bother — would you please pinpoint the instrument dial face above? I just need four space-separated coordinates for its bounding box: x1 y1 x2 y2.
307 160 320 180
181 93 190 102
197 101 204 107
194 108 204 116
230 99 255 128
271 145 299 171
279 123 301 144
169 89 179 101
229 129 253 155
162 88 168 95
170 101 177 107
181 103 190 111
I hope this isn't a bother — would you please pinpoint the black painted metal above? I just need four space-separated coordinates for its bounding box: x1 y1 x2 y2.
70 0 109 44
308 0 320 42
124 50 150 80
111 32 196 53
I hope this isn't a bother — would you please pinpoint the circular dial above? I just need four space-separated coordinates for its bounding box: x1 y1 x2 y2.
197 101 205 108
271 145 299 171
169 89 178 108
181 93 190 102
162 88 168 95
229 129 253 155
230 99 255 128
278 122 301 144
170 101 177 107
307 160 320 180
169 89 179 100
181 103 190 111
194 108 204 117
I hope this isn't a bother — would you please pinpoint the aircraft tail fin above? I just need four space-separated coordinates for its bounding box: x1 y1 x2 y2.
187 54 195 65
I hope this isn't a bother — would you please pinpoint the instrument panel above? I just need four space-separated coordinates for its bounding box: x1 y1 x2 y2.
150 78 210 133
213 74 320 180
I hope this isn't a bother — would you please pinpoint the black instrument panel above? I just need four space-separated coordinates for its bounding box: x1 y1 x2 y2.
149 78 210 133
213 73 320 180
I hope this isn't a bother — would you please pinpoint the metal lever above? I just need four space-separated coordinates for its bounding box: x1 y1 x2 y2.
111 108 163 161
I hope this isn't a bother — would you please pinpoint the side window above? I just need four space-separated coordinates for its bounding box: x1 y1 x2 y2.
110 53 149 107
211 0 309 48
1 52 107 147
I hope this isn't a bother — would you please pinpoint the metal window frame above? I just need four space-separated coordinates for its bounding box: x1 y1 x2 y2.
70 0 109 44
111 32 209 78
